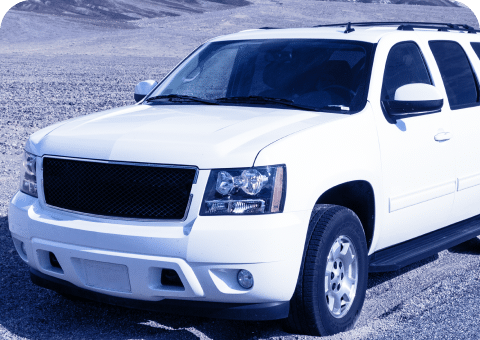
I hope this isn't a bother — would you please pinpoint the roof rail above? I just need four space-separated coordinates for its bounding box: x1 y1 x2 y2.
314 22 480 34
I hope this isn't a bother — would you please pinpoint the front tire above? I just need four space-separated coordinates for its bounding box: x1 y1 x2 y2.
283 205 368 336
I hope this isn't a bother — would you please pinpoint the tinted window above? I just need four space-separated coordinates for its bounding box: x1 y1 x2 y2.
382 42 431 101
430 41 478 109
471 42 480 60
149 39 374 112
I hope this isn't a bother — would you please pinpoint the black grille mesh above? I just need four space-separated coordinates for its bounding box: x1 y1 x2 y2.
43 158 196 220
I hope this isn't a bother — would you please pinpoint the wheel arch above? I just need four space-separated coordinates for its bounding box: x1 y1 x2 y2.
315 180 375 251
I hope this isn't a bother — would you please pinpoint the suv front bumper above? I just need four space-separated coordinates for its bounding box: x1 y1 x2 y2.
9 191 310 320
30 268 290 320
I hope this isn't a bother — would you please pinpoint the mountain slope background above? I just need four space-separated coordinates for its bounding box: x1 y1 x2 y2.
12 0 463 24
323 0 459 5
13 0 252 22
3 0 476 57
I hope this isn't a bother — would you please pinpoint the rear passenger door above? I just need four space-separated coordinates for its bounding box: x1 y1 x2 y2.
430 40 480 223
371 37 456 250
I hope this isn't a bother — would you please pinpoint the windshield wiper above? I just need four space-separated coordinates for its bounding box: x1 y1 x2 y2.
216 96 318 111
146 94 218 105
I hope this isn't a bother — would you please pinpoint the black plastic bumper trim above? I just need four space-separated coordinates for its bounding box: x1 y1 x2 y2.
30 268 289 321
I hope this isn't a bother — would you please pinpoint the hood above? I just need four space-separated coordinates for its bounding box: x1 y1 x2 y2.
27 104 346 168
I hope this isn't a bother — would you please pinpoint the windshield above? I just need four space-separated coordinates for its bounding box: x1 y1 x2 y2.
147 39 374 112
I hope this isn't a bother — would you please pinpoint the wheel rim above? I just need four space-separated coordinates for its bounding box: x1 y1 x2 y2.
324 235 358 318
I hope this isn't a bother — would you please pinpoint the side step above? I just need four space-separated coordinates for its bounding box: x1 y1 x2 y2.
369 214 480 272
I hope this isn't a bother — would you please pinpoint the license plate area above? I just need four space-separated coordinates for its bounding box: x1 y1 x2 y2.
72 258 131 293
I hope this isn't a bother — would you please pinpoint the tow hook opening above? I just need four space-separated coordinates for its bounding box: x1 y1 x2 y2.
161 269 184 288
49 252 63 272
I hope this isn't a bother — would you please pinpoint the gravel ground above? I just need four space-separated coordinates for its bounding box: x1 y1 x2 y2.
1 1 480 339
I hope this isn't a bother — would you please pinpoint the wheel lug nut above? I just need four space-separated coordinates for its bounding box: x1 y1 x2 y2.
334 262 337 269
331 272 334 280
341 273 344 280
337 284 341 291
339 262 343 269
332 283 336 290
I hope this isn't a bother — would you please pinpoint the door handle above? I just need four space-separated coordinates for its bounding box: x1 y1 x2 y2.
434 132 452 142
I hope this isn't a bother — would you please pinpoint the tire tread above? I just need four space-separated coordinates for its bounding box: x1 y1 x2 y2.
282 204 367 336
282 204 338 335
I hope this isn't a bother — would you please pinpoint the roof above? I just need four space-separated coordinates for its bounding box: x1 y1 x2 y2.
209 22 480 44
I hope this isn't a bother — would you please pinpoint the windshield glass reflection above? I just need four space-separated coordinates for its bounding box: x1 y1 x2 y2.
148 39 374 112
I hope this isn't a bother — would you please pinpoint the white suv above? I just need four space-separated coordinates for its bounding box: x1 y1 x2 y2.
9 22 480 336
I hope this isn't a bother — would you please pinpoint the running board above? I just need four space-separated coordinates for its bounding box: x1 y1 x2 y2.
368 214 480 272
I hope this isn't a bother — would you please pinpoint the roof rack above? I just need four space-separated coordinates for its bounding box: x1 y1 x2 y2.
314 22 480 34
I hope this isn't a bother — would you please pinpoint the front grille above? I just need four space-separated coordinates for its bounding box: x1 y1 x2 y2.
43 157 196 220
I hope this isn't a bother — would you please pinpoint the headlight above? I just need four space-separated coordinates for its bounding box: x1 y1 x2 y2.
200 165 286 215
19 151 38 197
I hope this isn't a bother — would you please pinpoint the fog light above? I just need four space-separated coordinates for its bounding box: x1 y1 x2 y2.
237 269 254 289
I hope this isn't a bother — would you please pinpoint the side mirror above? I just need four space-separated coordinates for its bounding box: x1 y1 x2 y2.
382 83 443 118
134 80 158 103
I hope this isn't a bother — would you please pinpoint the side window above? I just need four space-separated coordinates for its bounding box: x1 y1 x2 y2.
429 41 478 109
471 42 480 60
382 42 431 101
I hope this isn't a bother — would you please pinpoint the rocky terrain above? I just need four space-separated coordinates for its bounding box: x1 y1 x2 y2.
1 1 480 339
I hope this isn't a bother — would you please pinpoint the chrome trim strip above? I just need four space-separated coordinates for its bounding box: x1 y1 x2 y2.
40 155 198 222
